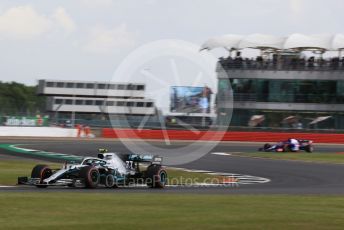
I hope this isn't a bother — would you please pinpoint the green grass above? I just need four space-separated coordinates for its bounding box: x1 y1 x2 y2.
0 160 219 186
0 193 344 230
236 152 344 164
0 160 61 185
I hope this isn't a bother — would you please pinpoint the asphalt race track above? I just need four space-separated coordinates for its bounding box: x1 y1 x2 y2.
1 138 344 194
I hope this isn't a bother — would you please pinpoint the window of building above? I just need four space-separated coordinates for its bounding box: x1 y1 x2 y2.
55 99 63 104
146 102 153 107
117 84 125 90
97 84 107 89
136 102 144 107
127 102 134 107
75 100 83 105
66 82 74 88
137 85 145 90
117 101 125 106
127 84 135 90
76 83 84 88
106 101 114 106
108 84 116 90
85 100 93 105
46 82 54 87
86 83 94 89
227 78 343 104
95 100 103 106
65 99 73 105
56 82 64 88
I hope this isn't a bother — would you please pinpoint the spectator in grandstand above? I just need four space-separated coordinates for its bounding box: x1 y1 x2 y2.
272 54 278 68
290 58 298 69
317 57 325 68
234 51 243 68
299 58 306 69
228 56 234 68
222 56 234 69
245 58 252 68
307 56 315 68
331 57 340 69
256 56 263 68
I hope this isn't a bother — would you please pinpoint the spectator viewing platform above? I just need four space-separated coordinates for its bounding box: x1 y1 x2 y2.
216 56 344 72
202 33 344 73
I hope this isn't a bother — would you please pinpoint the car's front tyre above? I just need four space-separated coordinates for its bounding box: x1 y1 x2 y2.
31 165 52 188
80 166 100 188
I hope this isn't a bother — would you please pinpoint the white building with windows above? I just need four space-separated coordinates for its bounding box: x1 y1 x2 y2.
37 79 156 116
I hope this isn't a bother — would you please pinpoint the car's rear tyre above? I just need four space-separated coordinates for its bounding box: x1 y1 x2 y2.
304 145 314 153
80 166 99 188
31 165 52 188
105 174 116 188
146 165 167 188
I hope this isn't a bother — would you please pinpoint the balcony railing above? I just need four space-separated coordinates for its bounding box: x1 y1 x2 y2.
217 57 344 71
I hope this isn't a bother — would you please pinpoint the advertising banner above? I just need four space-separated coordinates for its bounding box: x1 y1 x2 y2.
2 115 49 126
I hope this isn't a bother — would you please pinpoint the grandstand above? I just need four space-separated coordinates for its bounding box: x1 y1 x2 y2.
202 34 344 130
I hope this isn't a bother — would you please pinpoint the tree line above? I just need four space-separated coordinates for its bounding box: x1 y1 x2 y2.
0 81 45 116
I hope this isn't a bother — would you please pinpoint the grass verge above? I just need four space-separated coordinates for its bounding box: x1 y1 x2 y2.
1 193 344 230
0 159 60 185
236 152 344 164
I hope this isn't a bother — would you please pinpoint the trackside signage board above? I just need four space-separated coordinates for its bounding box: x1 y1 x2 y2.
2 116 49 126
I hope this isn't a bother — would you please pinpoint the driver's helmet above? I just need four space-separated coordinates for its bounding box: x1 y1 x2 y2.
98 148 108 153
98 148 107 159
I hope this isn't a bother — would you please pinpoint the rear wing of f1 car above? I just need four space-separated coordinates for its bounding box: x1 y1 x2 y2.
97 149 163 165
127 154 162 165
298 139 313 144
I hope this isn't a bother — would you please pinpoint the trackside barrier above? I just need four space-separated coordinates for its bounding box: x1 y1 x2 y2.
0 127 78 137
102 128 344 144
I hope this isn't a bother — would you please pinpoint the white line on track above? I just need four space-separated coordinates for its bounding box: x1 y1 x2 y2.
211 152 232 156
168 167 271 185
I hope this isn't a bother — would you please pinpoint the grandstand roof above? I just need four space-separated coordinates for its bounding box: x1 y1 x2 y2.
201 34 344 51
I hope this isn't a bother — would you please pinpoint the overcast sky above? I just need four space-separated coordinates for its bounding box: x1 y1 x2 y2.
0 0 343 85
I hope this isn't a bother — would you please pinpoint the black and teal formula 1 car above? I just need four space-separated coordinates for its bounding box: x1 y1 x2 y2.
18 150 167 189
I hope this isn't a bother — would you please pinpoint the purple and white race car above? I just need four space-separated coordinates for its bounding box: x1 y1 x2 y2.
258 139 314 153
